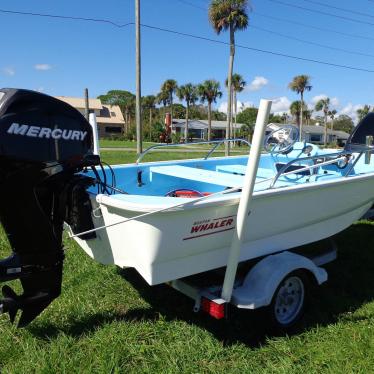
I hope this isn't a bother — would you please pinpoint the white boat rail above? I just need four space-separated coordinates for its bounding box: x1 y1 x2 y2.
136 138 251 164
268 148 372 188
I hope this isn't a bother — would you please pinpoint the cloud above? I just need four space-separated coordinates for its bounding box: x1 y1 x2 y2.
311 94 339 108
34 64 52 71
248 76 269 91
339 103 364 123
2 67 15 76
218 101 255 114
271 96 291 114
36 87 44 92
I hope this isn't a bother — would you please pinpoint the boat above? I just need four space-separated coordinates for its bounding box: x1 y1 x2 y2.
71 111 374 286
0 88 373 328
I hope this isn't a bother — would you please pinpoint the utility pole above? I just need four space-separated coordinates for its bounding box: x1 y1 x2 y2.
84 88 89 121
135 0 142 155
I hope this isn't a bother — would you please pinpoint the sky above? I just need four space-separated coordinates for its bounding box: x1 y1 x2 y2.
1 0 374 122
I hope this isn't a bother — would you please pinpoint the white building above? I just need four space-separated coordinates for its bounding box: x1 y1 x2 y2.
172 119 245 139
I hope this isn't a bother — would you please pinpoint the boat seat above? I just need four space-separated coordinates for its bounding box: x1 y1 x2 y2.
150 165 244 188
216 164 275 179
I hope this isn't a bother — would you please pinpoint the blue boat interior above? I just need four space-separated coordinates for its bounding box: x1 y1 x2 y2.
86 141 374 203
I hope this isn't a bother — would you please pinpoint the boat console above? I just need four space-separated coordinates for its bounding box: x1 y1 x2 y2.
0 88 99 326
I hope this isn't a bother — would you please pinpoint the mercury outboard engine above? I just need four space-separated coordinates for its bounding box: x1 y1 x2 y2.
0 88 99 327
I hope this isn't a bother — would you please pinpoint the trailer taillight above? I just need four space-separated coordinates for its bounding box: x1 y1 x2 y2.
201 297 226 319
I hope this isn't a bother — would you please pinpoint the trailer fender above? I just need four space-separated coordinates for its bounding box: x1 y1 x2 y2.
231 251 328 309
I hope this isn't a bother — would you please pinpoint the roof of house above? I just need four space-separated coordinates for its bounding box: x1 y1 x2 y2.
268 123 350 139
96 104 125 125
173 119 244 129
55 96 103 110
55 96 125 125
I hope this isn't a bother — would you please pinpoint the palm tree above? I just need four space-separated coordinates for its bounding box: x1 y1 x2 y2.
328 109 337 132
209 0 249 154
176 83 198 142
357 105 372 122
142 95 156 141
198 80 223 141
156 90 170 121
288 75 312 140
225 73 246 139
289 100 307 127
315 97 330 146
160 79 178 125
304 109 313 126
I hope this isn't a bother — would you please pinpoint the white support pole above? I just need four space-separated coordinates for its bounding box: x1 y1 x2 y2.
89 113 100 156
221 99 272 302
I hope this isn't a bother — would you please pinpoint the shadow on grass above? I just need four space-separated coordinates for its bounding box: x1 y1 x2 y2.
29 222 374 347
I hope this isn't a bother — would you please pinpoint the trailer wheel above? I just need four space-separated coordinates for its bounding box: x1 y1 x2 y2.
267 270 308 330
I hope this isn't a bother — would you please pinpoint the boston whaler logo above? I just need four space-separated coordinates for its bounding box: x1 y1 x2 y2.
183 215 235 240
7 122 87 141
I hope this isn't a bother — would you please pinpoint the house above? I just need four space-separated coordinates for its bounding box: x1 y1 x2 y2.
302 125 350 145
267 123 350 146
55 96 125 138
172 119 245 139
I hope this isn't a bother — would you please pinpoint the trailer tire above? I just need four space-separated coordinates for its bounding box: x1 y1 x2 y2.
266 270 309 331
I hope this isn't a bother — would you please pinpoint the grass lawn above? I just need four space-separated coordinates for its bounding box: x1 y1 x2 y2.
99 139 251 152
0 150 374 372
100 139 157 149
99 150 231 165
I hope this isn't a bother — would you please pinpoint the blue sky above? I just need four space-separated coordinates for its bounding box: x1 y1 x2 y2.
1 0 374 121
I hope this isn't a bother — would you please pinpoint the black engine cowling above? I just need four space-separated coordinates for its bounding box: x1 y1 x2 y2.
0 88 99 326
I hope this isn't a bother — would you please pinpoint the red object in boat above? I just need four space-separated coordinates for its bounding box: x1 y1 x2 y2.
173 190 211 198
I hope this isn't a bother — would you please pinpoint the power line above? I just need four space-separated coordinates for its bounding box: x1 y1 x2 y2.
174 0 206 11
175 0 374 42
0 8 133 27
141 24 374 73
254 12 374 42
301 0 374 19
266 0 374 27
251 24 374 59
1 7 374 73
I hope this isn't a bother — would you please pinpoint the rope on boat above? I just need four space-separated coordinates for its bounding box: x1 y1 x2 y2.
68 185 242 239
68 154 349 239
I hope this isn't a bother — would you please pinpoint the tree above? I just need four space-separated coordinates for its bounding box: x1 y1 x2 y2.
288 75 312 140
98 90 135 134
333 114 354 133
289 100 307 127
315 97 331 146
225 73 246 138
177 83 198 142
236 107 258 126
209 0 249 154
198 80 222 141
156 90 170 121
328 109 337 132
142 95 156 141
357 105 372 122
160 79 178 125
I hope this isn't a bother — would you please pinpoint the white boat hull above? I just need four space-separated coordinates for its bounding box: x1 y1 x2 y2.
74 173 374 285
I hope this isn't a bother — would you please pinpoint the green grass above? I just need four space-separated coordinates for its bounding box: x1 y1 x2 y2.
1 223 374 372
100 150 232 165
1 150 374 372
99 139 157 148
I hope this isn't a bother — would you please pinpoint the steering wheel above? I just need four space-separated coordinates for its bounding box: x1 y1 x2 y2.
165 189 204 198
264 125 299 155
336 155 351 169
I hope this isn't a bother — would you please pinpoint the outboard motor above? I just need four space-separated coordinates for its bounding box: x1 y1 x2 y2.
0 88 99 327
